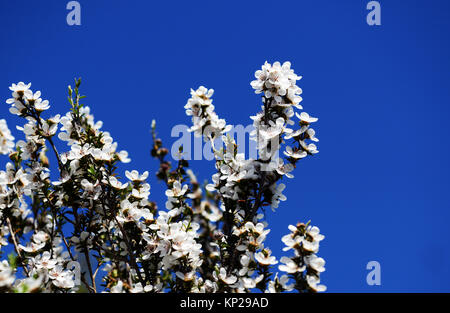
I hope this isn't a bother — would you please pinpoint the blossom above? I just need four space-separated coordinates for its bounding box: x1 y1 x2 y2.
306 128 319 142
107 176 128 190
125 170 148 182
185 86 231 139
0 260 15 288
176 271 196 282
19 231 50 253
34 99 50 112
117 150 131 163
284 146 307 159
306 274 326 292
33 251 57 270
300 140 319 155
0 119 15 154
218 267 237 285
241 274 264 289
251 61 303 108
269 183 287 210
165 181 188 198
49 265 75 289
14 275 44 293
9 82 32 96
255 249 278 266
281 233 303 251
305 255 326 273
0 62 326 294
67 143 92 160
279 275 294 291
258 117 286 141
41 120 58 137
25 90 50 112
278 256 305 273
275 159 295 178
110 280 124 293
296 112 318 124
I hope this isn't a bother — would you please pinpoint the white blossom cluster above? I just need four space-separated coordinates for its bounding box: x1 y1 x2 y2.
180 61 325 292
278 223 326 292
0 61 326 293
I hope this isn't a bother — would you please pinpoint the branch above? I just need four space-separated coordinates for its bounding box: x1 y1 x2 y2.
6 217 29 276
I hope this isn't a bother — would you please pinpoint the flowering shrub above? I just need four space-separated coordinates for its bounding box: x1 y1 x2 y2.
0 61 326 293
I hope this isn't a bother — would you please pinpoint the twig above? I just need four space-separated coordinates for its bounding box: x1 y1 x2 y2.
6 217 29 276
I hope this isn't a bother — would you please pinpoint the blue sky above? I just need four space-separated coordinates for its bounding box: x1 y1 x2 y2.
1 0 450 292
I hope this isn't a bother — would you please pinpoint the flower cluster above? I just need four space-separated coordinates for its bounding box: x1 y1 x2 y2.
0 61 326 293
279 223 326 292
184 86 231 140
179 61 325 292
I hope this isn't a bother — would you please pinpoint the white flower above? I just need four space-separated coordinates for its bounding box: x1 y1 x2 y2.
296 112 318 124
6 82 32 115
22 90 50 112
131 183 151 199
306 128 319 142
259 117 286 141
0 260 15 288
250 61 303 108
130 282 143 293
107 176 128 190
9 82 32 95
68 144 92 160
49 266 75 289
306 274 326 292
255 250 278 266
302 239 319 253
218 267 237 285
0 119 15 154
41 120 58 136
33 231 50 244
117 150 131 163
306 226 325 242
275 159 295 178
244 222 270 237
185 86 231 140
176 271 196 282
125 170 148 182
284 126 308 140
33 251 57 270
279 275 294 291
284 146 307 159
300 140 319 154
281 233 303 251
241 274 264 289
165 181 188 198
278 256 306 273
270 183 287 210
200 201 222 222
19 241 46 253
184 86 214 117
0 64 326 294
305 255 326 273
34 99 50 112
110 280 124 293
15 275 44 293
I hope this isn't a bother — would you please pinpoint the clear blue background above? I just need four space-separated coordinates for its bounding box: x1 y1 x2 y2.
1 0 449 292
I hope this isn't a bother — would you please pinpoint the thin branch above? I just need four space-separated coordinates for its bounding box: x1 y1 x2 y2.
6 217 29 276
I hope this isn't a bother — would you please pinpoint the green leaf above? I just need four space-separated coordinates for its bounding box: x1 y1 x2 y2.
88 166 97 177
8 253 17 269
